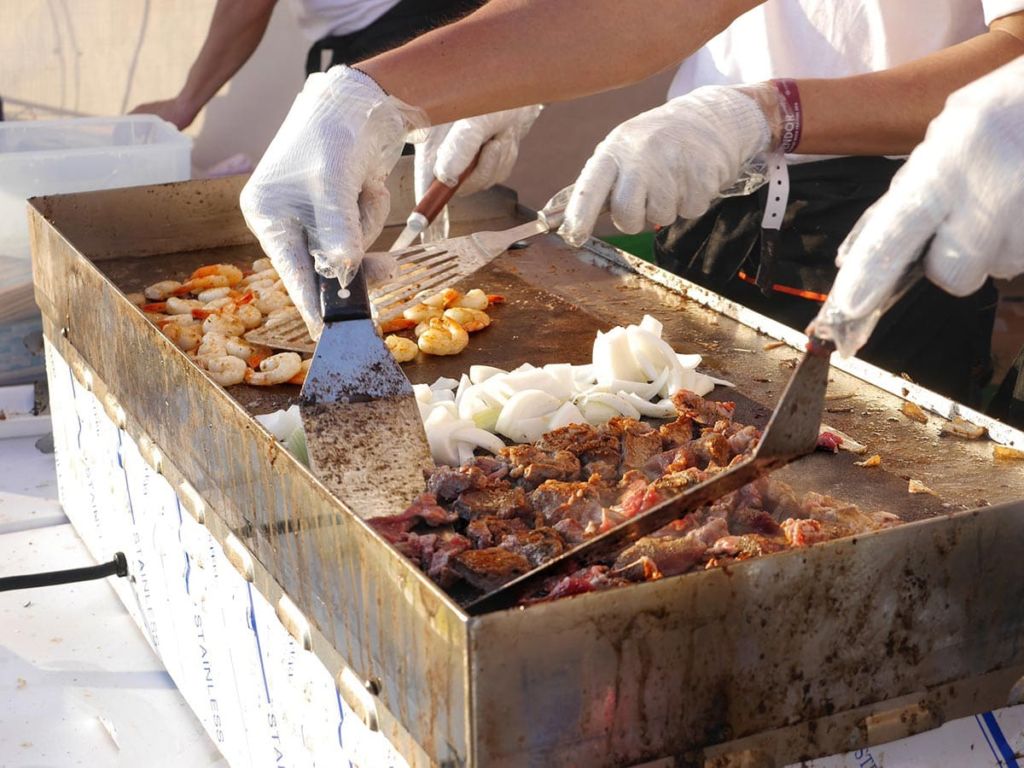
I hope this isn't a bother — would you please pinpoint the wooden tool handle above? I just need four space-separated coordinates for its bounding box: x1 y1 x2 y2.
413 152 481 224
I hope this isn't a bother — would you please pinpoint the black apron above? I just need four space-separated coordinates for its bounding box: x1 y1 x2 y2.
305 0 486 75
654 156 998 406
989 348 1024 429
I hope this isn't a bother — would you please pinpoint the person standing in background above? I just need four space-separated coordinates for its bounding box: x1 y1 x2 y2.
130 0 485 131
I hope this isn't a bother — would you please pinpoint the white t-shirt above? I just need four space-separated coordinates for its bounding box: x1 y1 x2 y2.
668 0 1023 99
288 0 402 42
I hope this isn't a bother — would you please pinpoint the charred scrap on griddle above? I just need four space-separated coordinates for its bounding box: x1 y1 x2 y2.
368 390 900 605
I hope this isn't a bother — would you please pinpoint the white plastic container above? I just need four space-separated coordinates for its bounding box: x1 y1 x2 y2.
0 115 191 385
0 115 192 262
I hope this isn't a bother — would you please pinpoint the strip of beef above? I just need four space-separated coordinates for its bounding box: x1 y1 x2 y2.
607 417 665 470
530 475 606 531
367 493 458 543
672 390 736 426
465 516 530 549
535 565 630 602
613 516 729 576
452 547 531 592
499 526 566 567
500 444 581 488
659 414 696 448
705 533 787 568
453 483 530 521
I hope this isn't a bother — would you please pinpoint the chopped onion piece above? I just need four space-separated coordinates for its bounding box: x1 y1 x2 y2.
469 365 506 384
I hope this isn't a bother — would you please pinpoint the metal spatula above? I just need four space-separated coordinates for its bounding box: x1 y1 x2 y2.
465 337 837 614
299 267 433 517
245 185 578 354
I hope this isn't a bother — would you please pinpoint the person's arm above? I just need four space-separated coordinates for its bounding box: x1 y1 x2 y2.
131 0 277 129
796 12 1024 155
359 0 765 123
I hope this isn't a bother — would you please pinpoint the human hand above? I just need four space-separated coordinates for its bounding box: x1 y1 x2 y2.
559 85 776 246
811 56 1024 357
414 106 541 240
130 98 198 130
240 66 427 339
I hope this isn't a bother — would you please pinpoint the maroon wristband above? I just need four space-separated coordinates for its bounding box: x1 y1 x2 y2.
771 78 803 154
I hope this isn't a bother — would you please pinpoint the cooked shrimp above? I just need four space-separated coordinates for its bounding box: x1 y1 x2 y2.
162 322 204 352
443 307 491 332
196 332 229 359
287 358 312 385
141 302 167 313
421 288 462 308
265 306 300 324
241 267 279 285
251 257 273 273
225 336 253 360
227 302 264 330
144 311 168 324
166 296 204 315
414 320 431 337
202 313 246 337
204 355 247 387
379 316 418 333
402 303 444 323
244 352 302 386
454 288 489 310
145 280 182 300
253 290 292 314
192 263 244 285
203 297 235 311
417 317 469 356
386 335 418 363
197 286 232 303
125 292 146 307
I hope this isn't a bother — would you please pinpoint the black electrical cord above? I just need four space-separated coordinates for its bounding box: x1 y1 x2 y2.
0 552 128 592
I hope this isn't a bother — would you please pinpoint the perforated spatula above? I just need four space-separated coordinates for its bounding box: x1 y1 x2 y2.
245 185 579 354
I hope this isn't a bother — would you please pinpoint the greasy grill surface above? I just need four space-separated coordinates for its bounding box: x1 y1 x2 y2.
99 239 961 525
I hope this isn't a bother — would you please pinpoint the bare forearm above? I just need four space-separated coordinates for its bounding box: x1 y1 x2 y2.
177 0 277 120
797 14 1024 156
359 0 763 123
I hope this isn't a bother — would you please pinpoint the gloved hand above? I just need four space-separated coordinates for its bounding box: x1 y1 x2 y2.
414 105 542 241
811 56 1024 358
240 66 427 339
560 84 787 247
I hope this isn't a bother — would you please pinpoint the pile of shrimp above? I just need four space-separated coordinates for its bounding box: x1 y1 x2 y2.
129 259 310 388
380 287 504 363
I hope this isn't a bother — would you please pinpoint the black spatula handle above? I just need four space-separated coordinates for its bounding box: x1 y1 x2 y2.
318 265 371 324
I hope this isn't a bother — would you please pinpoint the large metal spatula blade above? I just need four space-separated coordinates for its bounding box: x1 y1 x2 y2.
465 337 836 614
300 267 432 517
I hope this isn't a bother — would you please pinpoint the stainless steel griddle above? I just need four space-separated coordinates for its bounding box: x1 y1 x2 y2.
28 173 1024 767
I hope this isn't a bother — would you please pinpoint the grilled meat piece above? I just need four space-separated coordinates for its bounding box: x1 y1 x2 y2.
610 555 663 582
539 565 626 601
394 530 472 588
530 475 606 530
583 458 620 482
498 527 566 567
427 465 486 501
725 424 761 456
613 517 729 576
781 518 831 547
537 422 621 464
500 444 581 487
659 415 696 448
672 390 736 425
452 547 532 592
465 516 530 549
368 493 459 543
686 431 732 468
705 533 787 568
615 470 653 519
607 417 664 469
730 506 783 536
453 484 530 521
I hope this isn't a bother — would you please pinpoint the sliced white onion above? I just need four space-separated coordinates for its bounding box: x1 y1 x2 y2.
469 365 506 384
547 401 586 431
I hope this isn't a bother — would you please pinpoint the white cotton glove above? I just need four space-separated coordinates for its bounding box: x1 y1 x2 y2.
811 56 1024 358
414 105 542 241
560 85 779 247
240 66 427 340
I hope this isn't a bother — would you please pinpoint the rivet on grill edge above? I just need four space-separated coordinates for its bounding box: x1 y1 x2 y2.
137 434 163 474
223 533 255 583
178 481 206 525
336 666 380 732
276 594 312 651
102 393 127 429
